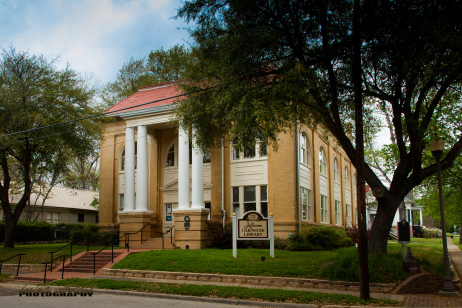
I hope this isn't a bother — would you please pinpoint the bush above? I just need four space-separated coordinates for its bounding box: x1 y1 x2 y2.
286 225 354 251
205 220 289 250
322 247 408 283
0 220 56 243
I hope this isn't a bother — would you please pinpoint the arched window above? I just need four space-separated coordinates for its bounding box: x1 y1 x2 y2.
319 146 327 175
166 144 175 167
333 158 339 183
120 142 137 171
300 133 307 164
344 166 350 186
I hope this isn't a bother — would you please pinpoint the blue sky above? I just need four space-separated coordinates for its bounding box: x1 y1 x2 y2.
0 0 191 86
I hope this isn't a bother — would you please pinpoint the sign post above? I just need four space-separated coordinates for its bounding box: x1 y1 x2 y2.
232 211 274 258
398 219 410 260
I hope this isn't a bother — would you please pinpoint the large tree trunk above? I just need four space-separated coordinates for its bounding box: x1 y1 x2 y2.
368 194 400 254
3 213 20 249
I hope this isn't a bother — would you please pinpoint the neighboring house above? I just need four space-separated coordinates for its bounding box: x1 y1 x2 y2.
366 187 423 237
98 81 358 240
0 186 98 224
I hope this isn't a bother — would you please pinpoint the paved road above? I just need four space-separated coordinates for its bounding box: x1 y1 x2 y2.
0 285 280 308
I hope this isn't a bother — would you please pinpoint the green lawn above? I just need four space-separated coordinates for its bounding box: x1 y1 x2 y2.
48 278 401 307
0 243 124 265
112 238 449 283
113 248 336 279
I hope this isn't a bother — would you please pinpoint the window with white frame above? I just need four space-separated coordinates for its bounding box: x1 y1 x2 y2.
335 200 341 225
232 185 268 217
120 143 137 171
345 166 350 187
346 204 351 226
319 146 327 175
321 195 328 223
301 187 312 221
232 142 267 161
300 133 307 164
333 158 339 183
232 187 240 215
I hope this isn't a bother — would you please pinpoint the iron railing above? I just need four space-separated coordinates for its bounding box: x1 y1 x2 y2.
157 225 174 250
90 222 150 274
42 255 66 283
0 253 26 276
48 234 90 271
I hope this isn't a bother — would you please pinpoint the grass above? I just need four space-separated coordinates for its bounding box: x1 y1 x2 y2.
0 243 124 265
48 278 401 307
112 238 449 283
112 248 337 279
0 273 13 282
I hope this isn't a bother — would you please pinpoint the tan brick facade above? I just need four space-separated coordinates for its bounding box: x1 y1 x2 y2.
98 83 357 243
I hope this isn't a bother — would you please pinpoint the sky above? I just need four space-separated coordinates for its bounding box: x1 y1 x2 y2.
0 0 191 86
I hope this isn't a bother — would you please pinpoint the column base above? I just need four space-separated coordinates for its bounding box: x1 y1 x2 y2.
119 212 152 247
173 209 210 249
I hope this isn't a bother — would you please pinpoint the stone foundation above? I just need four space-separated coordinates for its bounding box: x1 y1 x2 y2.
101 268 396 293
1 264 55 272
118 212 152 247
173 209 209 249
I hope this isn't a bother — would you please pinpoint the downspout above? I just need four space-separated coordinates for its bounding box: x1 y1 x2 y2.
221 139 225 230
148 134 151 211
296 121 301 233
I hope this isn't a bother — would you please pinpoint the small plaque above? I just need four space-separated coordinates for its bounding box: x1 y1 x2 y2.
398 219 410 243
166 216 172 221
184 216 190 222
184 222 190 229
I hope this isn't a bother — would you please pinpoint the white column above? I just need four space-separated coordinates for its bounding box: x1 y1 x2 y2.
178 126 190 210
135 125 149 212
191 129 204 209
123 127 135 212
419 208 423 226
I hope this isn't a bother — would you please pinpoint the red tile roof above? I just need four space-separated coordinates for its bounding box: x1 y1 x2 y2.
105 81 183 115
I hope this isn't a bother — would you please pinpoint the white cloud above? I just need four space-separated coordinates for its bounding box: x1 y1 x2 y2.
0 0 189 85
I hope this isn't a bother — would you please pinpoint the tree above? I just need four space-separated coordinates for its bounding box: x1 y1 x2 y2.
0 47 103 248
100 45 192 106
176 0 462 256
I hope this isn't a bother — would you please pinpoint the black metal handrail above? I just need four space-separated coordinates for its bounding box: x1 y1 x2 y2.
0 253 26 276
49 233 90 271
42 255 66 283
90 223 150 274
156 225 174 250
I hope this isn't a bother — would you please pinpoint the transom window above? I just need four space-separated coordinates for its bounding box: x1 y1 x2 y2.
232 142 267 161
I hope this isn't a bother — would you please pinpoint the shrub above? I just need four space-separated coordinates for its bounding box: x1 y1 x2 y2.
286 225 354 251
0 220 55 243
205 220 289 250
322 247 408 283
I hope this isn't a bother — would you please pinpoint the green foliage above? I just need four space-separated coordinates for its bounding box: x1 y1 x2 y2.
100 45 192 106
55 223 118 246
0 47 103 247
0 221 55 243
322 247 408 283
176 0 462 256
286 225 354 251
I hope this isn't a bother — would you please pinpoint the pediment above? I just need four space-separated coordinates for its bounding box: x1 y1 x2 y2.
159 179 213 192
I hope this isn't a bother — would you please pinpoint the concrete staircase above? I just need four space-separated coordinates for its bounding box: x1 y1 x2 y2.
60 251 125 273
130 237 175 250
